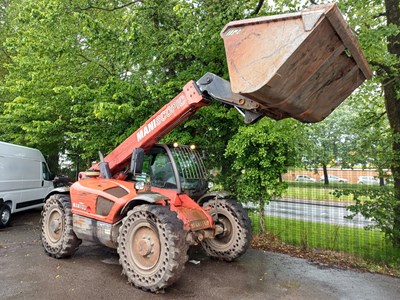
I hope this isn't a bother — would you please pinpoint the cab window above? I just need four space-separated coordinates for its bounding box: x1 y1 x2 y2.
143 148 176 189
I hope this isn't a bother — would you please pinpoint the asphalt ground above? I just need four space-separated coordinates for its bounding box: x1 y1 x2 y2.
1 209 400 300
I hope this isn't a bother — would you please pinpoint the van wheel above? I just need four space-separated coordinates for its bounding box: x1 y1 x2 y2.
0 205 11 228
41 194 81 258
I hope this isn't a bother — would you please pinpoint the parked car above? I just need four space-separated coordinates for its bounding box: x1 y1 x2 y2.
386 178 394 185
295 175 316 182
357 176 379 185
320 174 348 183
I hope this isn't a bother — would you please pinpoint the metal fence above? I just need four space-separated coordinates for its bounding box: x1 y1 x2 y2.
249 170 399 273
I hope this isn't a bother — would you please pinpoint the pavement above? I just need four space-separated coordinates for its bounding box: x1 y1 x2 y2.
1 209 400 300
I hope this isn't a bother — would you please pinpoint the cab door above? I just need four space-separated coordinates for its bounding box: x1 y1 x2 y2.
143 146 179 190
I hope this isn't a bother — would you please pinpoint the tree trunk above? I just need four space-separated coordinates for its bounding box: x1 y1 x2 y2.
259 198 265 234
378 168 385 186
384 0 400 245
322 163 329 185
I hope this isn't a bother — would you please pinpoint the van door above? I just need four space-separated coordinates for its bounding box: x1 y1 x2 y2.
18 158 45 211
0 155 22 213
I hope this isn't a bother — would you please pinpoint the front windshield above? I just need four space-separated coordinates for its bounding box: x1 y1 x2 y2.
169 146 208 191
142 145 208 195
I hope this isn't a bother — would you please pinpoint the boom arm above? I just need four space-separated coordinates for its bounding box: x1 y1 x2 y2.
99 73 265 176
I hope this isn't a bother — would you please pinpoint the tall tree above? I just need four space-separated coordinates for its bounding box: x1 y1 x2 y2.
0 0 262 174
225 118 300 233
336 0 400 243
0 0 11 89
382 0 400 241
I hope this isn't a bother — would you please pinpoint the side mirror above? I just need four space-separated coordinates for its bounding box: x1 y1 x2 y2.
98 151 112 179
130 148 144 176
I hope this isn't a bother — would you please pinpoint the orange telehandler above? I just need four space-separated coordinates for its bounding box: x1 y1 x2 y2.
40 4 372 292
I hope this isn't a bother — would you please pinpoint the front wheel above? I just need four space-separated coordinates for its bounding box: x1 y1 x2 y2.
117 205 188 292
41 194 81 258
201 199 252 261
0 205 11 228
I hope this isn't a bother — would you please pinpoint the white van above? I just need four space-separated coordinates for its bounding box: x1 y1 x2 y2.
0 141 54 227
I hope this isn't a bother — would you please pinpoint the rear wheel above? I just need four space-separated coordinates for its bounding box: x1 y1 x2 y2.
0 205 11 228
201 199 252 261
41 194 81 258
118 205 188 292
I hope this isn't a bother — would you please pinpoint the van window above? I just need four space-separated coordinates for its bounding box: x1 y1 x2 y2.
42 162 52 181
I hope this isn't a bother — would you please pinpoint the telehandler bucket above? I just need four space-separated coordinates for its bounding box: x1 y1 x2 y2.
221 3 372 122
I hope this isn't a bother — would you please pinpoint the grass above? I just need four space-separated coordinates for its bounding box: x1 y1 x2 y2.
282 182 388 203
249 213 400 274
282 184 353 202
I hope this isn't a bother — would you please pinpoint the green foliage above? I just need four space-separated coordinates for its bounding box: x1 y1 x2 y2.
225 118 299 203
1 0 150 169
302 81 391 172
0 0 263 173
338 0 400 76
333 187 400 246
338 0 400 204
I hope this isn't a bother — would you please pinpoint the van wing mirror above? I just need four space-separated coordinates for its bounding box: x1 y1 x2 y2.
130 148 144 176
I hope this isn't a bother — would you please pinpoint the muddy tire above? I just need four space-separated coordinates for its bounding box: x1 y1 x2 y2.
41 194 81 258
201 199 252 261
117 205 188 292
0 204 11 228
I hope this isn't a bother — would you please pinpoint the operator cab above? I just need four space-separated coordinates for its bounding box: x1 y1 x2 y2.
142 144 208 200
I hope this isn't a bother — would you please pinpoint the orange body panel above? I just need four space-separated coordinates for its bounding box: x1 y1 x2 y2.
70 178 214 232
70 178 138 224
152 187 214 231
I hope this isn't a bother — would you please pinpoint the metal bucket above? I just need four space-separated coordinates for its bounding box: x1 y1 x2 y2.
221 3 372 122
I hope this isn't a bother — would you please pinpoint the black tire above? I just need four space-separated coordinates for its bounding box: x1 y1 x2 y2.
117 205 188 292
41 194 81 258
201 199 252 261
0 204 11 228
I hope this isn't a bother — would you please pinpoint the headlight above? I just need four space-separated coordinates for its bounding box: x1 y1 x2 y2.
134 181 145 190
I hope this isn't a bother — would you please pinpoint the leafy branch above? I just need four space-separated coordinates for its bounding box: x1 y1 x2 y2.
77 1 142 12
0 47 11 61
77 53 113 76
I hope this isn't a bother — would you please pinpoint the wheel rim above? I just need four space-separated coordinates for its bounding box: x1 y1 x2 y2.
128 223 161 272
46 208 64 244
1 208 10 224
215 215 234 242
212 213 235 247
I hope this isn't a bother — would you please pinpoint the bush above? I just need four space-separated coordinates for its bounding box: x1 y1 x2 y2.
333 187 400 246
